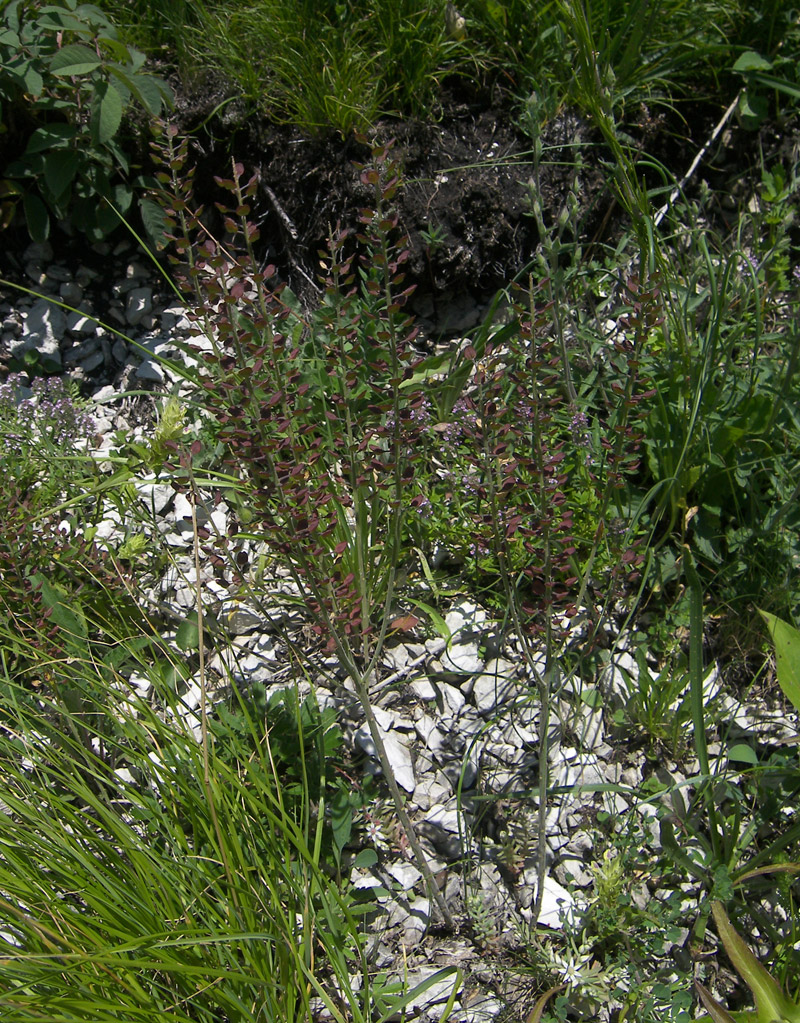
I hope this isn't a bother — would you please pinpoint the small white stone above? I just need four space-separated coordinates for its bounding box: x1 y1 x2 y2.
129 673 152 699
444 598 486 637
415 714 446 753
383 644 410 671
387 862 422 888
472 662 517 714
531 876 575 929
413 773 453 811
441 640 483 675
355 723 416 794
410 678 437 701
136 356 165 383
66 311 99 334
162 305 192 332
136 478 175 516
439 682 466 715
126 287 153 325
600 650 638 709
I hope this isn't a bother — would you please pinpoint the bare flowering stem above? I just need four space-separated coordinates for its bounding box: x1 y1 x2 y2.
353 672 455 929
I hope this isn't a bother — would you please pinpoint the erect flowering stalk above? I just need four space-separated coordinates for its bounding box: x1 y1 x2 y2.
156 135 455 928
421 268 650 924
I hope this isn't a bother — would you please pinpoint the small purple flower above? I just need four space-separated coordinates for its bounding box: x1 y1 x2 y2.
31 377 95 445
438 420 462 444
570 409 591 448
411 493 433 518
461 473 480 496
468 538 489 559
409 397 432 425
0 374 95 454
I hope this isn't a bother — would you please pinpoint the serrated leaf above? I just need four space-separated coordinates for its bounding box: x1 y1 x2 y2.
43 148 79 200
139 196 168 248
49 42 102 76
91 80 123 144
25 123 77 154
758 609 800 713
109 72 131 105
101 38 136 64
23 65 43 97
112 182 133 213
38 10 100 36
110 67 171 116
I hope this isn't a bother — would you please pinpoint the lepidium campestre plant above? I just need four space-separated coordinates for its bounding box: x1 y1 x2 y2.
154 130 455 928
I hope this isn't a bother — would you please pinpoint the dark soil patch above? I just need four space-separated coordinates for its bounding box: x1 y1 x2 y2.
157 80 785 334
170 82 611 331
1 70 788 342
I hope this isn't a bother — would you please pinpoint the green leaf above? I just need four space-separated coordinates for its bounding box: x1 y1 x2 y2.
330 788 353 858
49 42 102 76
139 196 168 248
0 29 21 49
758 610 800 713
749 72 800 102
33 576 88 651
91 80 123 144
733 51 772 73
23 65 43 97
100 38 137 65
38 9 101 37
43 148 79 200
695 980 741 1023
353 847 378 869
110 66 171 116
176 617 200 651
580 687 602 710
397 352 451 390
711 902 800 1023
25 123 77 154
408 597 450 641
23 192 49 241
738 89 768 129
727 744 758 765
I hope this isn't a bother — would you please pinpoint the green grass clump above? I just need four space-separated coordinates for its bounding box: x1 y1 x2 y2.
0 657 373 1022
94 0 800 136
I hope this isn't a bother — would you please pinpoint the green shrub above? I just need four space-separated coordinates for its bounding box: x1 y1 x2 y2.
0 0 173 241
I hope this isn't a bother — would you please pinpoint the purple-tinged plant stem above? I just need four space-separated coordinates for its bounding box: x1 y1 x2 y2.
157 135 455 929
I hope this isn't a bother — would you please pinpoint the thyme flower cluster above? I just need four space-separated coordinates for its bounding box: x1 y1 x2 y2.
0 374 95 454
